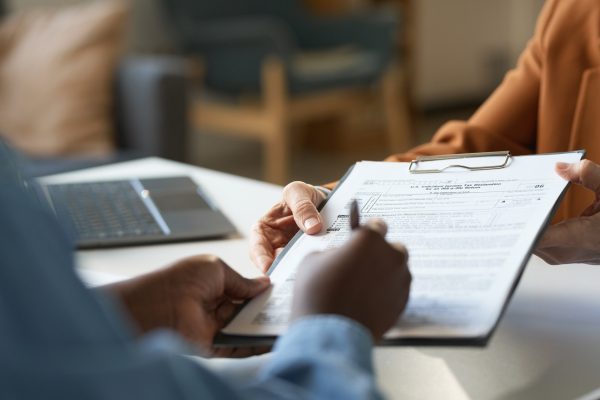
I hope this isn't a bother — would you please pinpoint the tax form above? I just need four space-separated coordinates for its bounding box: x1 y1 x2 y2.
223 152 584 345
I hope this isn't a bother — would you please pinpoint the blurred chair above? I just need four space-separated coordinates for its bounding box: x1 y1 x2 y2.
162 0 411 184
24 56 190 177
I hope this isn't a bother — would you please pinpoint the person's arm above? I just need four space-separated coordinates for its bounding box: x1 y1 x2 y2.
247 316 380 399
115 315 382 400
382 0 559 165
112 221 407 400
1 159 409 399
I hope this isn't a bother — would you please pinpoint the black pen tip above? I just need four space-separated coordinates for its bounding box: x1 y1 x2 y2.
350 200 359 230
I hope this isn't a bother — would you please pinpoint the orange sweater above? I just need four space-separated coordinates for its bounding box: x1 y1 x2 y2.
332 0 600 221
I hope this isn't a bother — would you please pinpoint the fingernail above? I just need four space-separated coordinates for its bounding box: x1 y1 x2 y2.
556 162 569 171
304 217 319 230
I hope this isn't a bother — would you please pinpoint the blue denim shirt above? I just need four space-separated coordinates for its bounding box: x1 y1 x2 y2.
0 144 383 399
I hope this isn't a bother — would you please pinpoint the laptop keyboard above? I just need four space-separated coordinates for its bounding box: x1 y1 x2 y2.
46 181 165 241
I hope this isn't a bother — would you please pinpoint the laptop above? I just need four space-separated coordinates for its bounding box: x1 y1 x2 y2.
39 176 237 249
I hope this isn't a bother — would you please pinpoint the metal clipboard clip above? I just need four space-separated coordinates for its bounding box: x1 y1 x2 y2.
409 151 512 174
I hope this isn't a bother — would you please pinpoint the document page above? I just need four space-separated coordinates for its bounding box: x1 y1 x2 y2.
224 152 583 342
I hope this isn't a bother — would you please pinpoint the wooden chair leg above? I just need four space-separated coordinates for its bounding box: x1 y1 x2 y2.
262 57 290 184
265 126 289 184
382 63 413 154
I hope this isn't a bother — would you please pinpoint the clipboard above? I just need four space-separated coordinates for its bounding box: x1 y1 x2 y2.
215 150 585 348
408 151 512 174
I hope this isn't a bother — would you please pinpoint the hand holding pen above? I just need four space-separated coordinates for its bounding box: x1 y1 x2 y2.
292 199 412 341
349 199 388 237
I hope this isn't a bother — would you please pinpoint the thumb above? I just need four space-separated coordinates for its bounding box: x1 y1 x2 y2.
556 160 600 196
222 265 271 300
283 182 325 234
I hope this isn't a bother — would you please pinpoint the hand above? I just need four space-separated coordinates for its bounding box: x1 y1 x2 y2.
250 181 326 272
292 220 412 340
536 160 600 264
105 255 271 357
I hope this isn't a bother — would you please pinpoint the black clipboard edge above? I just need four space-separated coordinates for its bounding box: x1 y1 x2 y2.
214 332 488 348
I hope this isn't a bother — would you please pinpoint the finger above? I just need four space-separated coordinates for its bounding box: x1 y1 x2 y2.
535 247 563 265
555 162 582 184
556 160 600 195
391 242 409 263
222 263 271 299
537 224 568 250
536 218 582 250
581 200 600 217
253 253 273 274
215 300 239 325
579 160 600 196
283 182 325 234
249 223 276 271
364 218 388 237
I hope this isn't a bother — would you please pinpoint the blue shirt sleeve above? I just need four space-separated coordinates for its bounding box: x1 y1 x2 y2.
0 142 383 400
244 315 383 400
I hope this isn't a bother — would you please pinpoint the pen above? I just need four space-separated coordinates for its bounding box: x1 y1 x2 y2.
350 200 360 230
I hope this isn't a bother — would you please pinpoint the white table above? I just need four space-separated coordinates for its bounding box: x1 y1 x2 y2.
47 158 600 400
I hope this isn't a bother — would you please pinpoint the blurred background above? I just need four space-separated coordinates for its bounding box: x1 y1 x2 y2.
1 0 545 185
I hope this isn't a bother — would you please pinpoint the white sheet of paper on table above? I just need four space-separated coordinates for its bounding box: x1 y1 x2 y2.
224 152 584 341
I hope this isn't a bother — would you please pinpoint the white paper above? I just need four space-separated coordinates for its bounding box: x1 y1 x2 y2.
224 152 583 340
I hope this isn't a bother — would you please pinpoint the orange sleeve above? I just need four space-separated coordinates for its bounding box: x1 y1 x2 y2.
324 0 558 189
